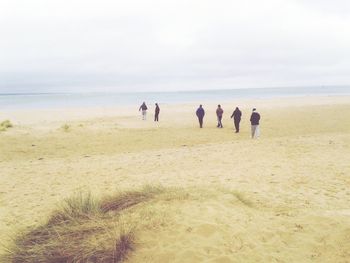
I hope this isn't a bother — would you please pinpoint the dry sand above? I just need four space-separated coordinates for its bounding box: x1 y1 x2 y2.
0 96 350 262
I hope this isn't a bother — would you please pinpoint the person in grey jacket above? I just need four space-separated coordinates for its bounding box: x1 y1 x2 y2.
216 104 224 128
139 102 148 120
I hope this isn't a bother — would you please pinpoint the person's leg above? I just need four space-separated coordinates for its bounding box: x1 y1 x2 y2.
235 119 240 132
199 117 203 128
251 125 255 138
255 125 260 138
252 125 258 138
219 116 223 128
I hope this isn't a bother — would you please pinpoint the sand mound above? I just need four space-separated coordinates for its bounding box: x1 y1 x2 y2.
1 186 165 263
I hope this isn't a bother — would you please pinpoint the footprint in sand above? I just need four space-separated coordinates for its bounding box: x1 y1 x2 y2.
194 223 218 237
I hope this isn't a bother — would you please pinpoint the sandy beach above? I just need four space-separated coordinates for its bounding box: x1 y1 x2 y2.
1 95 350 262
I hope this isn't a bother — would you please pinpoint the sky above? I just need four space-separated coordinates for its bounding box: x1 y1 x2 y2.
0 0 350 93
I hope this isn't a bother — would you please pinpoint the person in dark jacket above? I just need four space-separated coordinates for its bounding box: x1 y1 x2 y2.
139 102 148 120
154 103 160 122
216 104 224 128
196 105 205 128
230 107 242 133
250 108 261 138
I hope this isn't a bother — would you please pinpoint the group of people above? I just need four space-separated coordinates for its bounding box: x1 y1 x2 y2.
196 105 260 138
139 102 160 121
139 102 261 138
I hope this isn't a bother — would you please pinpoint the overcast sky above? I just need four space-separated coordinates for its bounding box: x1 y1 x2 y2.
1 0 350 93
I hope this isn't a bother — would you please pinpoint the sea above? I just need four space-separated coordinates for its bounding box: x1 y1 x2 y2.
0 86 349 110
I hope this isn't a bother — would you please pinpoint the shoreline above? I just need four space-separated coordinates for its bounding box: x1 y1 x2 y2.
0 88 349 111
1 95 349 125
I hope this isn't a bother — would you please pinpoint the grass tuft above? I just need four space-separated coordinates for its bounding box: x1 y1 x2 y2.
48 191 101 225
114 229 135 262
101 185 164 214
61 124 70 132
1 187 164 263
0 120 13 131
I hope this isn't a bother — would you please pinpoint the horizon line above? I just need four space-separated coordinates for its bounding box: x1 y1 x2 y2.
1 85 350 96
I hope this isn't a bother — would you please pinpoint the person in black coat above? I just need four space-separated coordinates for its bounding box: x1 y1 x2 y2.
230 107 242 133
196 105 205 128
250 108 261 138
154 103 160 122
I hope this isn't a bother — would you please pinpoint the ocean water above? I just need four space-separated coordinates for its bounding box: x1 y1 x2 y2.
0 86 349 110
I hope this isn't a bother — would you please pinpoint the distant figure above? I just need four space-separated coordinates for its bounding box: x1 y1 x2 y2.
231 107 242 133
250 108 261 138
216 104 224 128
139 102 148 120
154 103 160 122
196 105 205 128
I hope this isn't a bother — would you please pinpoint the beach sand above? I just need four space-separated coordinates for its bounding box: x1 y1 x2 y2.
0 96 350 262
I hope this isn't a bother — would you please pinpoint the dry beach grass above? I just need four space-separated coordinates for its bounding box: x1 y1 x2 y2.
0 96 350 262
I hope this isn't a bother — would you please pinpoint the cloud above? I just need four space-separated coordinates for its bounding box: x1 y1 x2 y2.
0 0 349 92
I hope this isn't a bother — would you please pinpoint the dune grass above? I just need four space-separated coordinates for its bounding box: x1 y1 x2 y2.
100 185 164 214
1 186 164 263
0 120 13 132
61 123 70 132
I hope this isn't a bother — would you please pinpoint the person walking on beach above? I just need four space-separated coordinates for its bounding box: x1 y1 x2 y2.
250 108 261 138
154 103 160 122
139 102 148 120
216 104 224 128
196 105 205 128
231 107 242 133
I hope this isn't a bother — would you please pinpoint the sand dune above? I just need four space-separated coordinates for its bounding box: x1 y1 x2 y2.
0 96 350 262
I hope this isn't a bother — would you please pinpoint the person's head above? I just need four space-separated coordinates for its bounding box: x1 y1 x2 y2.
143 102 145 105
236 107 239 110
252 108 256 112
155 103 158 106
218 104 221 108
199 104 202 108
